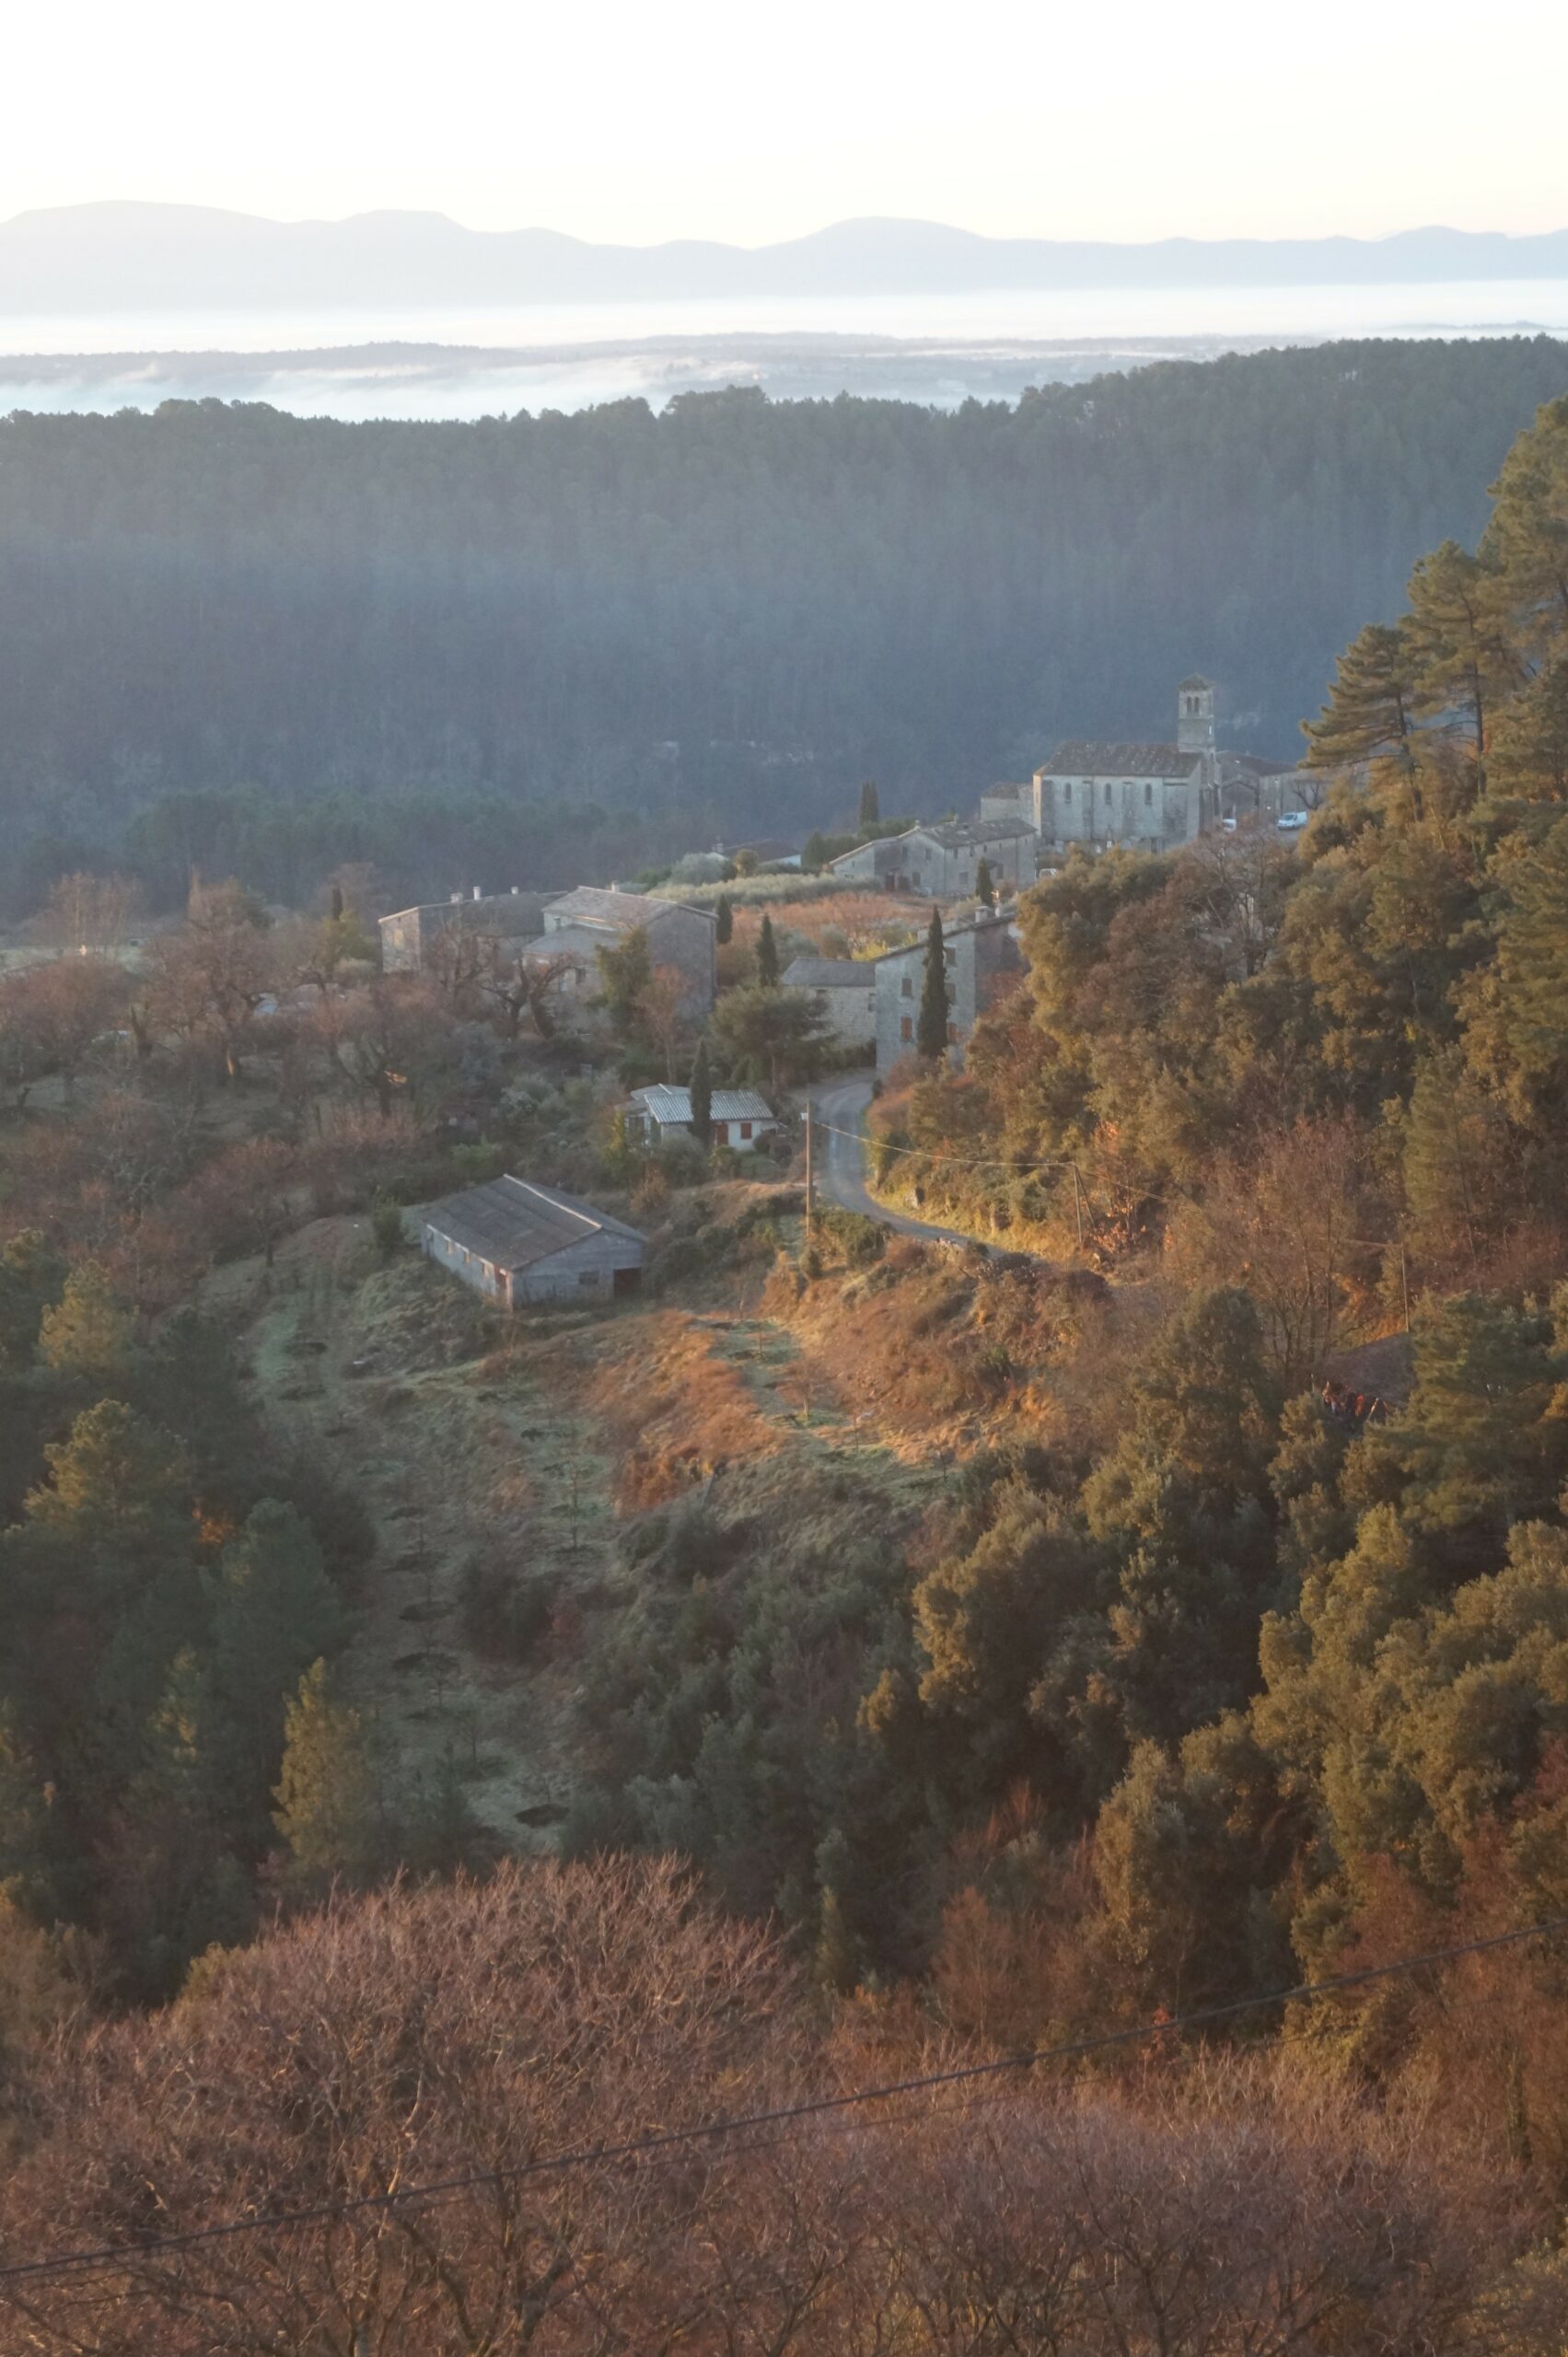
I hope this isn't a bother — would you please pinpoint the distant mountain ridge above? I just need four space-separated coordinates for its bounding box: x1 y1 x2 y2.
3 203 1568 311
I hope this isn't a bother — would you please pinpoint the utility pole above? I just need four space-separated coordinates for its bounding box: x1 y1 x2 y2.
805 1098 815 1235
1070 1163 1084 1253
1400 1241 1411 1333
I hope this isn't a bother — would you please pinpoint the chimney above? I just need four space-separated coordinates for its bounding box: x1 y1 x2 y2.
472 885 482 901
448 892 462 904
510 885 519 896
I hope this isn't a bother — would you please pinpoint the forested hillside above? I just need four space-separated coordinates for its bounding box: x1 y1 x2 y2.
3 332 1566 912
7 387 1568 2350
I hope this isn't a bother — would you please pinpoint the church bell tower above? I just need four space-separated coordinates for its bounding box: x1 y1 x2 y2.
1177 675 1216 756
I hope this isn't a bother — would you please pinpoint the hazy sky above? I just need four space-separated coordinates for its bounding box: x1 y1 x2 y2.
9 0 1567 246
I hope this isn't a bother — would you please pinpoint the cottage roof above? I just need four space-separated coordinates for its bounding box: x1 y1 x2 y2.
422 1176 643 1270
1039 741 1199 781
781 956 873 990
520 923 604 963
545 886 712 932
826 835 901 869
912 819 1033 850
632 1085 775 1126
868 911 1014 965
1178 673 1214 692
380 891 548 928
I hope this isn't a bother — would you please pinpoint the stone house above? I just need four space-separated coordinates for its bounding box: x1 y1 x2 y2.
379 888 549 974
627 1085 780 1152
978 783 1030 825
419 1176 645 1306
830 820 1036 896
873 911 1024 1075
541 887 716 1017
824 834 909 889
780 956 877 1051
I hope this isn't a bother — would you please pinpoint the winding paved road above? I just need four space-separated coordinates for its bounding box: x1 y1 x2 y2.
807 1074 987 1249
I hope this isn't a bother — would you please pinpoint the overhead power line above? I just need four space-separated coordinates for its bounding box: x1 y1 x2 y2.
1 1914 1563 2290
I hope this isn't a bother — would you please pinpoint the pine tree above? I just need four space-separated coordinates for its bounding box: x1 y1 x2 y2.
207 1501 347 1812
756 911 780 988
974 855 995 910
1497 809 1568 1090
1406 539 1516 784
916 908 950 1062
37 1263 134 1383
1487 654 1568 805
1303 621 1418 770
25 1399 193 1582
714 895 733 946
857 780 880 832
688 1039 713 1145
272 1659 379 1883
0 1231 64 1372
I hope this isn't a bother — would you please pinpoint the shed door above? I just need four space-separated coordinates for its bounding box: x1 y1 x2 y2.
612 1265 642 1297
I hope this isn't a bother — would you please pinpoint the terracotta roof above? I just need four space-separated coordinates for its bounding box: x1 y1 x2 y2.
421 1176 643 1270
1039 742 1199 780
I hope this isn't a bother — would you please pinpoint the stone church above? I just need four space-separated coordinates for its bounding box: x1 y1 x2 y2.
995 679 1287 854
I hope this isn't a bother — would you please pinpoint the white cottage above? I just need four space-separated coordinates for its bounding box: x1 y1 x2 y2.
628 1085 780 1152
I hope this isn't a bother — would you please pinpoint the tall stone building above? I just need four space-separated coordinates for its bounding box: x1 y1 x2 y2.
872 911 1023 1074
1026 678 1279 854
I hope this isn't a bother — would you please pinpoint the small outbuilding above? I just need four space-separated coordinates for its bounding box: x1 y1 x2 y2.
627 1084 780 1152
419 1175 645 1307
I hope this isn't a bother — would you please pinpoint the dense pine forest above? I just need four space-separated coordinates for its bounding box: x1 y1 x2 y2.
3 332 1567 912
6 369 1568 2351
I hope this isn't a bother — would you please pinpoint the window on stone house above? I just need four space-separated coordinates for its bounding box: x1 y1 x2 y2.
1144 782 1153 805
901 976 912 997
1063 782 1072 804
740 1121 753 1140
900 1016 913 1041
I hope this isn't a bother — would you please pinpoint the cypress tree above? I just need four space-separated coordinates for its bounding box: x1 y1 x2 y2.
975 855 995 910
916 907 950 1062
689 1039 713 1146
714 894 733 946
757 911 781 988
857 780 880 831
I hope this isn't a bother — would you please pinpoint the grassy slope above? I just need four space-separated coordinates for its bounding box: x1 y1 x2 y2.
218 1187 1153 1852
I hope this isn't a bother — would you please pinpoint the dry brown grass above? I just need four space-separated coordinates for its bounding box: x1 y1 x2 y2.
733 893 927 958
577 1307 782 1510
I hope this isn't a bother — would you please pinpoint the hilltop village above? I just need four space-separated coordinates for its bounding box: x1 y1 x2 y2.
377 677 1319 1085
7 368 1568 2351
